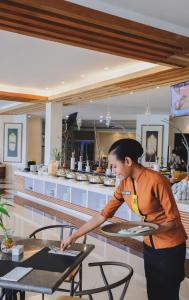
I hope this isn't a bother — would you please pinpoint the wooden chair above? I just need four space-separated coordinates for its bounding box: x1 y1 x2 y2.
29 224 87 297
56 261 133 300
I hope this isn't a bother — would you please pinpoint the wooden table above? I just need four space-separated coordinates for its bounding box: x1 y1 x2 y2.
0 238 94 296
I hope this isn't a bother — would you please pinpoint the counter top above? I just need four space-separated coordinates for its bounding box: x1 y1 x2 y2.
14 171 189 211
14 171 115 196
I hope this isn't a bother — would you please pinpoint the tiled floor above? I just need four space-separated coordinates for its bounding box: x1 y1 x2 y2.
2 198 189 300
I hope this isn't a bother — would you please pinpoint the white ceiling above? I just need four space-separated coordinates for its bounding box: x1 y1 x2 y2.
68 0 189 36
0 31 135 89
107 0 189 28
0 30 139 93
0 0 188 115
0 29 156 110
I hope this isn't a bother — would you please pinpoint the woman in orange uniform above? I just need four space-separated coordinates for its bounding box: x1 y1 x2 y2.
61 139 187 300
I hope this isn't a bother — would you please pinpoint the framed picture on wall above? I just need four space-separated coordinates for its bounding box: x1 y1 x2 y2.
141 125 164 166
3 123 23 163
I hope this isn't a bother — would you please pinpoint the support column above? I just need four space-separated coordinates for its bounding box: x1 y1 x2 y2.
44 102 62 165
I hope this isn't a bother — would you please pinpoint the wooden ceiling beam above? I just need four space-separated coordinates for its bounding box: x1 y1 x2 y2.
0 10 181 65
0 3 182 53
0 17 170 59
1 66 189 113
0 0 189 66
1 22 183 67
9 0 189 48
53 67 189 105
0 11 175 58
118 67 189 88
0 91 48 102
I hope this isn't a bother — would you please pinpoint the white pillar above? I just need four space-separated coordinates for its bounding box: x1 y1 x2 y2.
44 102 62 165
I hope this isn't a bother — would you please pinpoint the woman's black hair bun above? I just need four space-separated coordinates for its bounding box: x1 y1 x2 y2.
108 139 143 163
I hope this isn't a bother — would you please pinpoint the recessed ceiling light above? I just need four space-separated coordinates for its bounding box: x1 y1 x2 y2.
80 74 85 78
104 66 109 71
61 81 65 84
45 87 49 90
90 100 93 103
129 91 134 95
156 86 160 89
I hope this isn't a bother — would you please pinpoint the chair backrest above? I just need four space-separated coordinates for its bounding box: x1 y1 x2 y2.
29 224 87 244
75 261 133 300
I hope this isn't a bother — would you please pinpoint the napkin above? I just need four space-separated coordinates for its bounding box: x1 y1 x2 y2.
48 249 81 257
0 267 33 282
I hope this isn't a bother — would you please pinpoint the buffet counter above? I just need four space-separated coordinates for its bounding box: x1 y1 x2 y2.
14 171 189 248
14 171 140 223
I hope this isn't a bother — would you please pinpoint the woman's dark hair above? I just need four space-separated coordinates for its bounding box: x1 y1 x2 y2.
108 139 143 163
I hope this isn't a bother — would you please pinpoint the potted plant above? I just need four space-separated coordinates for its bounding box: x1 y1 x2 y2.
52 148 62 161
0 199 14 252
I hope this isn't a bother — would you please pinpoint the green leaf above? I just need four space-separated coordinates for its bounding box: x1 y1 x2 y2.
0 222 5 231
0 206 10 217
0 202 13 207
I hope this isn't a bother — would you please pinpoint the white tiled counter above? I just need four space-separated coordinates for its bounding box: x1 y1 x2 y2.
14 171 140 223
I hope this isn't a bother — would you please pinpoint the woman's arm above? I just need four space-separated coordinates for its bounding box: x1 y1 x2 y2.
61 183 125 250
60 214 106 250
154 220 177 235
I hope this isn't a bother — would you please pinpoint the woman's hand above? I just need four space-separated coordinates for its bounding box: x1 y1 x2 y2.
60 214 106 251
60 235 76 251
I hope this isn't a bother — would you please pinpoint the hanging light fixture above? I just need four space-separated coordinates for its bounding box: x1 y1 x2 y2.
145 103 151 117
105 112 112 127
76 104 82 130
77 114 82 130
99 114 104 123
145 103 151 124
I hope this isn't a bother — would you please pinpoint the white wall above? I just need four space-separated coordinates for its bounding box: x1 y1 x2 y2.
0 115 27 180
27 116 42 164
136 114 169 167
45 103 62 165
95 131 136 159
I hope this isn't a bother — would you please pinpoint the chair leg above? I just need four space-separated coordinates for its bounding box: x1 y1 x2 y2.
5 290 13 300
19 291 25 300
12 290 17 300
42 294 44 300
0 288 6 300
70 278 75 296
79 264 82 296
